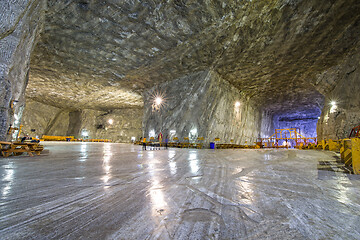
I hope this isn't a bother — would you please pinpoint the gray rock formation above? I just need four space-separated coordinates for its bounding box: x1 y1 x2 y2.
0 0 45 140
80 108 143 142
316 50 360 140
21 99 142 142
1 0 360 141
143 70 269 145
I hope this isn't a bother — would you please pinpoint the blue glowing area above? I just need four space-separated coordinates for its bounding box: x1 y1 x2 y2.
272 109 320 138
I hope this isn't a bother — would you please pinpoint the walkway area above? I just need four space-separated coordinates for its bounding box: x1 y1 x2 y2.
1 142 359 239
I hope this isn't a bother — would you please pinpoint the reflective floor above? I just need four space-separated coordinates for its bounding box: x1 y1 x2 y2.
1 142 360 239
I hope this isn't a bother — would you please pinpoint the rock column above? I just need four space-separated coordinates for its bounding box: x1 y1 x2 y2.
0 0 45 140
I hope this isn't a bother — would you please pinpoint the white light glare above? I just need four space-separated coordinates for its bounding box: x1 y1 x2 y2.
155 97 162 105
190 128 197 135
149 129 156 138
170 130 176 134
235 101 241 107
330 101 338 113
108 119 114 125
82 130 89 137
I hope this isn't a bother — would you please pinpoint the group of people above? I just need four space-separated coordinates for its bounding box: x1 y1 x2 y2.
21 134 40 143
141 132 169 150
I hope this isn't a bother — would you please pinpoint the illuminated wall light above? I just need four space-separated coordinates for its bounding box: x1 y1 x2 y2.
190 128 197 135
330 100 338 113
235 101 241 108
108 119 114 125
82 130 89 137
149 129 156 138
170 130 176 134
131 136 136 141
155 97 162 105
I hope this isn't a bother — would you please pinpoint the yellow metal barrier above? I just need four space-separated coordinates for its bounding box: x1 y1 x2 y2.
328 139 340 151
340 139 352 167
351 138 360 174
41 135 74 141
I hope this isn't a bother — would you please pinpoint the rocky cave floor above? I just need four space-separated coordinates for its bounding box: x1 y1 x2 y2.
1 143 360 239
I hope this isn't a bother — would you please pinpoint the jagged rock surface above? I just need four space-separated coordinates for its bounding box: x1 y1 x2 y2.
21 99 143 142
27 0 360 114
143 70 269 145
317 50 360 140
81 108 143 142
2 0 360 141
0 0 45 140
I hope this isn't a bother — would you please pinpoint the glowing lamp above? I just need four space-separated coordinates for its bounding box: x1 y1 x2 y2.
82 130 88 137
235 101 241 107
155 97 162 105
108 119 114 125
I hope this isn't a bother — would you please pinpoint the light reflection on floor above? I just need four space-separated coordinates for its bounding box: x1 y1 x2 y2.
0 142 359 240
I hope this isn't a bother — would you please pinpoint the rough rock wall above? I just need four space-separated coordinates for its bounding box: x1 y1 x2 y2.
21 99 69 138
260 110 274 138
81 108 143 142
22 99 143 142
0 0 45 140
67 110 82 136
143 70 268 145
317 50 360 140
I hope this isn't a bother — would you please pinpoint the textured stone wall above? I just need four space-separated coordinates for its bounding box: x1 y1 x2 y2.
21 99 69 138
0 0 45 140
22 99 143 142
81 108 143 142
143 70 268 146
316 50 360 140
260 110 274 138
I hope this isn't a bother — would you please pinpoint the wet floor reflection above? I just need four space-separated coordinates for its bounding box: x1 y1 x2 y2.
188 151 200 174
237 176 254 205
145 150 168 218
149 179 167 217
3 143 359 239
102 144 112 188
79 143 88 162
169 161 177 175
2 162 14 198
168 150 175 159
336 179 351 205
147 151 154 159
168 150 177 175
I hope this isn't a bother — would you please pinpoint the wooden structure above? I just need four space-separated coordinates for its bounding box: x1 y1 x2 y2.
1 141 44 157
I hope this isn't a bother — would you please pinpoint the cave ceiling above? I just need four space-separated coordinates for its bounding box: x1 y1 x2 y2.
27 0 360 112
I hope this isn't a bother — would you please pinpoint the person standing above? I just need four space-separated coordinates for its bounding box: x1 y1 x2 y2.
142 137 147 150
158 132 163 150
165 135 168 149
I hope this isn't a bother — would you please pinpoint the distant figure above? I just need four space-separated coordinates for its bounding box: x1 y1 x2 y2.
31 138 40 143
158 132 163 150
158 132 163 142
165 135 168 149
142 137 147 150
21 134 30 143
